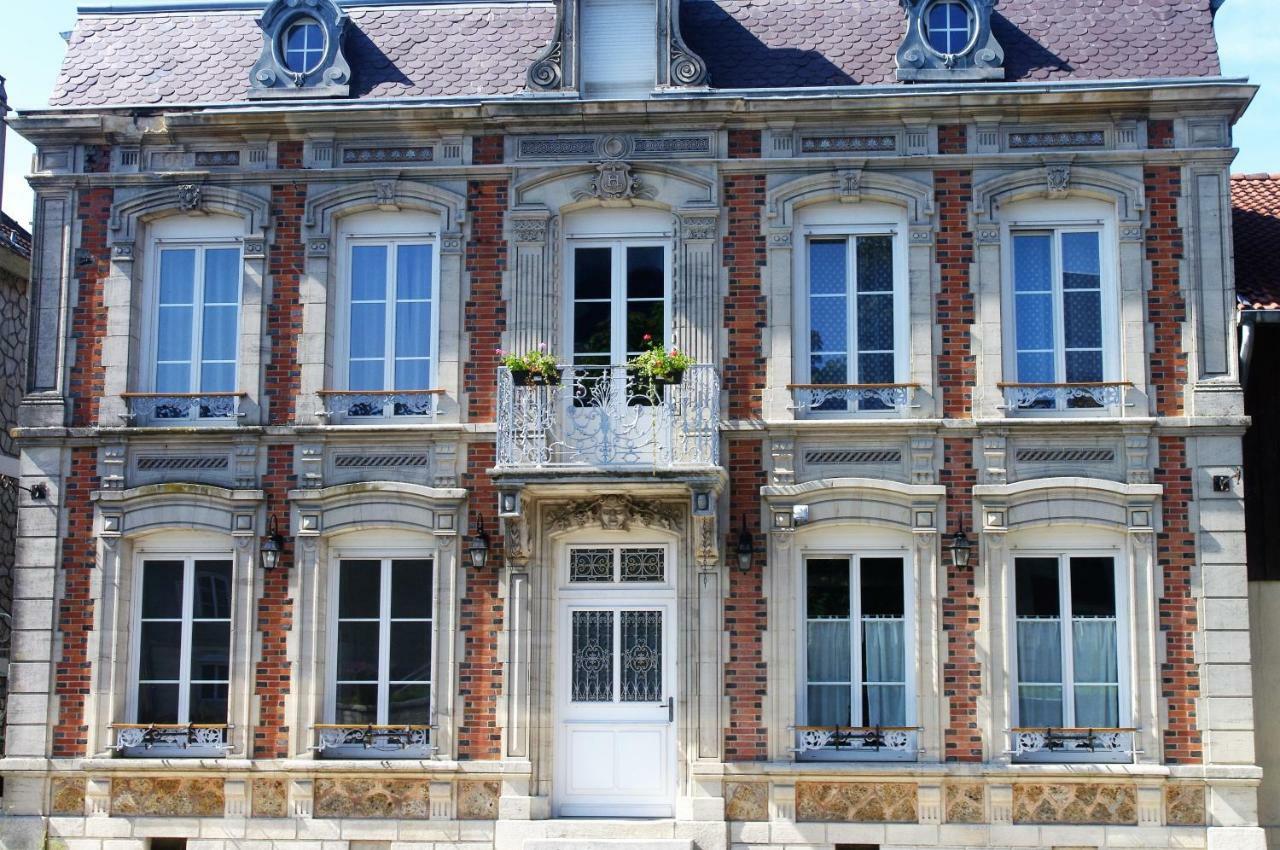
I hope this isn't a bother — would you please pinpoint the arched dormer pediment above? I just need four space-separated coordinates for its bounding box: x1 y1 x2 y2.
974 477 1163 534
973 163 1146 226
290 481 467 538
249 0 352 99
766 169 936 235
304 179 467 237
109 184 271 244
514 161 716 213
94 483 265 540
763 477 946 533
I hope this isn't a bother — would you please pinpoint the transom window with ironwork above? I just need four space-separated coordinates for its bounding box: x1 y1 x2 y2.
568 546 666 584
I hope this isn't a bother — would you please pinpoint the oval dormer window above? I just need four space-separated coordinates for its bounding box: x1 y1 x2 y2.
282 18 326 74
924 0 973 55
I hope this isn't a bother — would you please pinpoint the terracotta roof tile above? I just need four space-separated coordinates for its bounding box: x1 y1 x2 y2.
1233 173 1280 312
49 0 1222 108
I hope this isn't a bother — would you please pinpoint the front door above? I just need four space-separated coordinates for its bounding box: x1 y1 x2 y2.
555 545 676 817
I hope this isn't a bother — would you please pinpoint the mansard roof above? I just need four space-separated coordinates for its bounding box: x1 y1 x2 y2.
51 0 1223 109
1233 173 1280 312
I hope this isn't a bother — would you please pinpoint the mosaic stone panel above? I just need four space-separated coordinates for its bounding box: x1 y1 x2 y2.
252 777 288 818
796 781 917 823
944 782 985 823
725 781 769 821
110 777 225 817
1166 783 1207 826
457 780 500 820
1012 783 1137 825
50 777 85 815
314 778 431 819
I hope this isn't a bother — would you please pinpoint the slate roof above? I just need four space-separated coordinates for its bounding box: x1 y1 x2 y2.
1233 173 1280 312
49 0 1223 109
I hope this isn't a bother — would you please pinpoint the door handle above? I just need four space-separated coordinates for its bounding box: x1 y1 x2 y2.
666 696 674 723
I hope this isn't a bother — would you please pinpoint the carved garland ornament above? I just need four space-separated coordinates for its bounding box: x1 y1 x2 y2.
547 495 683 533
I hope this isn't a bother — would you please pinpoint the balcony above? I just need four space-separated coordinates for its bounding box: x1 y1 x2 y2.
314 724 433 759
795 725 920 762
496 365 720 472
111 723 231 758
317 388 444 421
998 382 1132 415
121 392 246 425
1009 726 1137 764
788 383 920 418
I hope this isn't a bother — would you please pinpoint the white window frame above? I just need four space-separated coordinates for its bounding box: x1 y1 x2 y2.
1008 545 1134 763
564 237 673 366
796 547 917 762
335 230 441 419
323 549 437 758
281 17 327 74
141 236 244 421
1000 202 1122 412
794 222 910 415
922 0 974 56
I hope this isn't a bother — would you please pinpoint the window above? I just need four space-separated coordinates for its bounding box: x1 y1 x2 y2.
1010 229 1110 407
925 1 972 54
801 556 914 760
804 235 899 411
150 243 241 418
1014 555 1124 730
283 19 325 74
133 558 232 725
579 0 658 99
332 558 433 730
344 239 436 416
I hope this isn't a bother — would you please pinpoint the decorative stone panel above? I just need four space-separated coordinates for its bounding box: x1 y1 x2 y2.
1011 783 1137 825
252 777 288 818
313 778 431 819
795 781 918 823
1165 783 1207 826
110 777 225 817
456 780 500 820
944 782 985 823
725 781 769 822
51 777 86 815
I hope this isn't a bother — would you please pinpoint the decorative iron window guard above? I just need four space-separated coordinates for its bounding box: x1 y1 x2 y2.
1009 727 1138 761
317 389 444 420
313 724 433 757
998 382 1131 413
788 383 919 415
120 392 246 423
496 365 720 470
110 723 232 756
795 725 920 759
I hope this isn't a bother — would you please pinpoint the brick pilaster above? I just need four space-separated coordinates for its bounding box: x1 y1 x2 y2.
464 175 508 422
265 140 305 425
727 129 762 160
722 173 767 420
472 134 505 166
52 447 98 757
1145 163 1186 417
1156 435 1202 763
940 438 982 762
724 439 767 760
254 445 295 759
68 146 112 428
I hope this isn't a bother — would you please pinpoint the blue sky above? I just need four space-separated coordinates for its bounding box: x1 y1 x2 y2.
1 0 1276 226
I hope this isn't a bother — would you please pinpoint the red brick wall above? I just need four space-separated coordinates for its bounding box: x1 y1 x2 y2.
939 437 982 762
938 124 969 156
265 140 305 425
934 162 975 419
52 447 98 757
1148 119 1176 150
68 146 112 427
472 135 505 166
724 438 767 760
254 445 295 758
728 129 762 160
722 174 767 419
458 441 504 759
1145 164 1186 417
464 178 508 422
1156 435 1202 763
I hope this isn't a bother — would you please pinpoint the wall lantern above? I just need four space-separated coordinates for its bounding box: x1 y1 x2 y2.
735 517 755 573
466 517 491 570
259 515 285 570
947 528 974 569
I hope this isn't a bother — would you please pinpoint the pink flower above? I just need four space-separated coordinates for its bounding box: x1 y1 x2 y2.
538 342 547 351
643 333 653 342
495 348 505 356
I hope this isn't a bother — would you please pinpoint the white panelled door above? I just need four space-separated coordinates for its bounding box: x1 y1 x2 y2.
555 546 676 817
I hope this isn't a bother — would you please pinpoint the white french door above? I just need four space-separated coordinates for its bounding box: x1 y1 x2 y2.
555 545 676 817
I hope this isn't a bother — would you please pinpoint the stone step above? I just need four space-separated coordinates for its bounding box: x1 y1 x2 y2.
523 841 694 850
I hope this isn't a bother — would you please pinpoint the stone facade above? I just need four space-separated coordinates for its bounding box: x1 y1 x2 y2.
0 2 1263 850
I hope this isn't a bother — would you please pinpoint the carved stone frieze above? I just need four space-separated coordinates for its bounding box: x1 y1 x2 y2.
1046 164 1072 198
176 183 204 213
1011 782 1137 825
795 781 918 823
725 781 769 821
681 216 718 241
547 495 683 533
695 514 719 568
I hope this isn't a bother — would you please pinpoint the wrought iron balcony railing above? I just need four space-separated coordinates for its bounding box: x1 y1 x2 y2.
795 725 920 762
788 383 919 416
1009 726 1137 763
111 723 232 758
313 724 433 759
121 392 246 424
317 388 444 421
496 365 720 471
998 382 1131 414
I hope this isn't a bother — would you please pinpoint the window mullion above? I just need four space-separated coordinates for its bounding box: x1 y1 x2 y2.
1052 232 1068 385
191 247 205 398
178 558 195 724
612 243 625 364
379 558 392 725
1060 556 1076 728
384 243 397 412
850 556 863 728
847 238 857 385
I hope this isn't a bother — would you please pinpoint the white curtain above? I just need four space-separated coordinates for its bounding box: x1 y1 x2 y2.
863 618 905 725
1073 618 1119 726
807 620 851 726
1017 619 1064 726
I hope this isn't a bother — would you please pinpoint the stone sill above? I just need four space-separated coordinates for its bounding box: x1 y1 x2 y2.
697 761 1264 782
0 756 533 777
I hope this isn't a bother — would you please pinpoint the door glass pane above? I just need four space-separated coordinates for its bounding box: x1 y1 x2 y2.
141 560 184 617
620 548 665 582
389 620 432 681
806 558 851 723
620 609 663 702
809 240 848 394
1062 232 1101 289
1019 684 1064 727
139 621 181 680
338 560 381 618
390 559 433 618
349 245 388 392
569 548 613 583
188 682 228 724
626 246 665 355
574 248 613 362
336 621 379 682
1070 557 1116 616
335 683 378 724
388 683 431 725
807 559 851 617
865 683 906 727
1016 558 1061 617
807 620 850 684
394 244 433 395
189 621 230 681
1016 558 1064 726
137 683 180 724
807 685 851 727
193 560 232 619
1013 233 1054 385
571 610 614 702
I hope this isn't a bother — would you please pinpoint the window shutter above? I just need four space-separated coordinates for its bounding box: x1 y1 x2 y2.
580 0 658 99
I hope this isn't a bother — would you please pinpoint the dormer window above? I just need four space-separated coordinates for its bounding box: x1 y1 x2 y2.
925 1 973 56
896 0 1004 81
283 19 326 75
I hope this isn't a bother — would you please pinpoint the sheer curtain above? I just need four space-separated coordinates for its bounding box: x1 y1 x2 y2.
1073 618 1119 726
863 618 905 725
1016 618 1064 727
807 619 851 726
